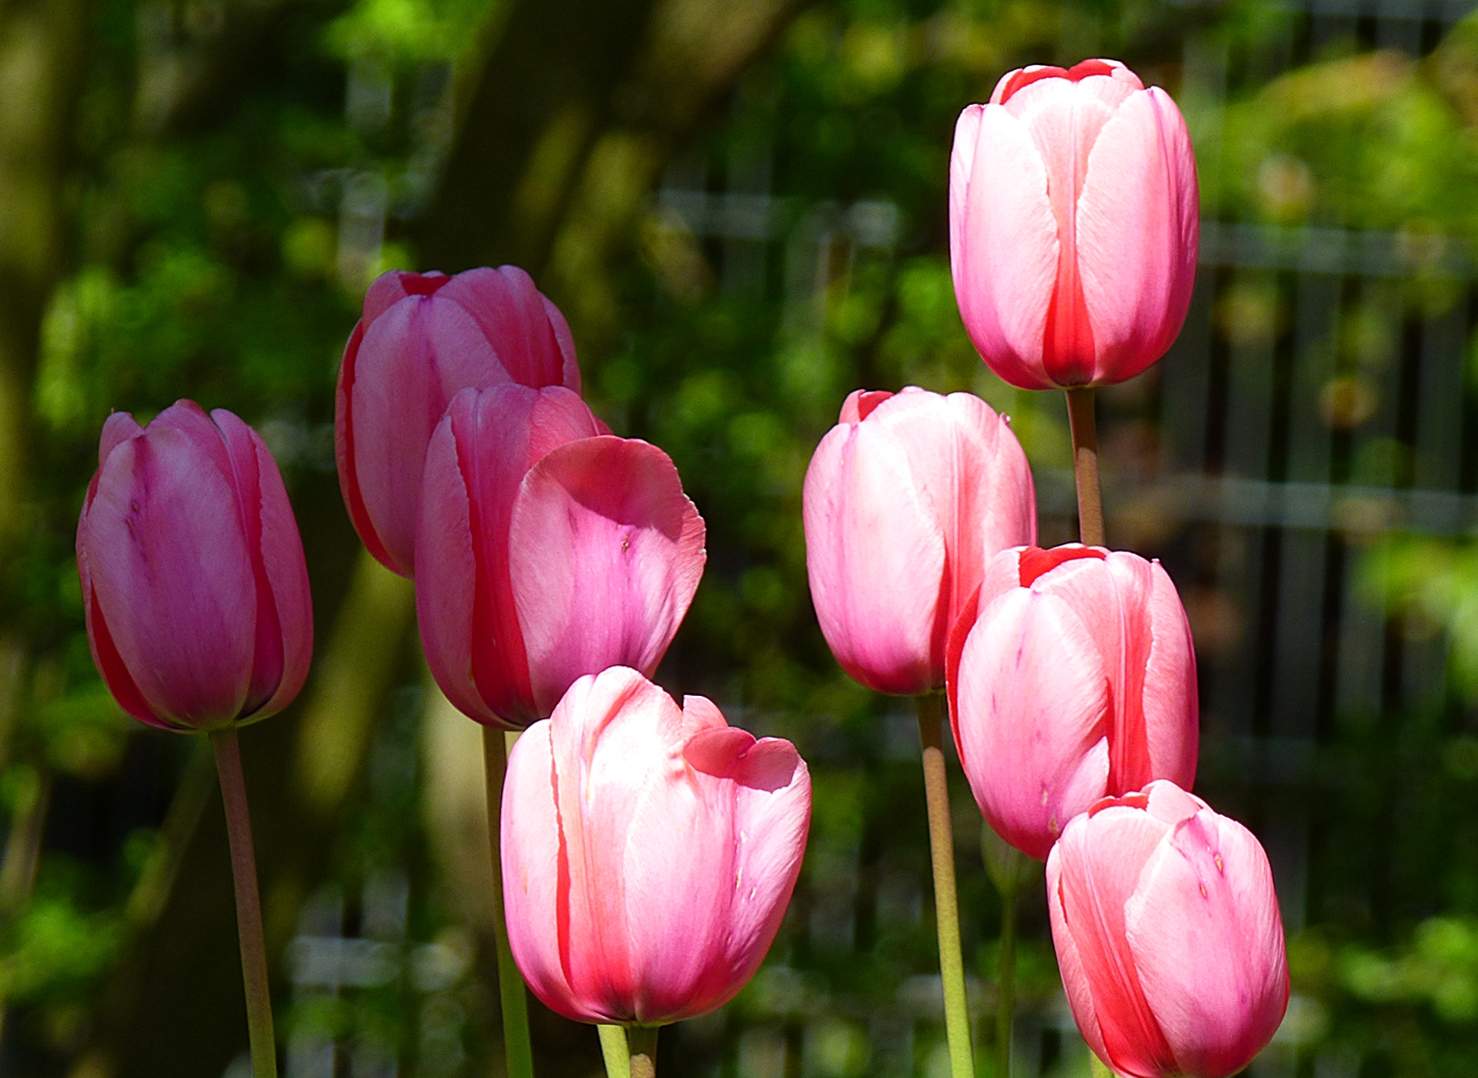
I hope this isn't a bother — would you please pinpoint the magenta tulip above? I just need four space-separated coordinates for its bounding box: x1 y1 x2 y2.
947 544 1197 860
950 58 1198 390
501 666 811 1026
76 401 313 731
803 386 1036 696
416 383 706 727
335 265 581 576
1047 781 1289 1078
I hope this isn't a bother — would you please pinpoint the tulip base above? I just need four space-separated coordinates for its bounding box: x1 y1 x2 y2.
483 726 535 1078
1065 388 1104 548
627 1025 658 1078
210 725 277 1078
915 693 974 1078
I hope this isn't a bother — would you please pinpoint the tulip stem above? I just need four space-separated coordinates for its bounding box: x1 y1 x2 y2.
1066 388 1105 547
996 885 1017 1078
915 692 974 1078
483 726 536 1078
598 1025 632 1078
627 1025 658 1078
210 725 277 1078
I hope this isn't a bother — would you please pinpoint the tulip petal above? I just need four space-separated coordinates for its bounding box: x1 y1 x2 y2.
501 719 577 1015
334 319 398 571
510 437 706 717
1051 808 1177 1078
803 420 945 694
552 669 682 1020
1126 811 1289 1077
1076 87 1199 385
1047 848 1111 1067
415 414 488 724
950 105 1060 389
440 266 580 393
220 413 313 720
213 410 286 716
954 589 1110 859
81 425 255 727
722 737 810 996
349 295 503 574
1140 562 1199 791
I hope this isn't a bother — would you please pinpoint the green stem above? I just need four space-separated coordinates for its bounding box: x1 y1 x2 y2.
627 1025 658 1078
1066 387 1105 547
210 726 277 1078
599 1025 632 1078
1089 1055 1117 1078
915 693 973 1078
483 725 535 1078
996 887 1016 1078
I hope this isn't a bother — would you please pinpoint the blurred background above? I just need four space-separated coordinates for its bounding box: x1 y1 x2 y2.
0 0 1475 1074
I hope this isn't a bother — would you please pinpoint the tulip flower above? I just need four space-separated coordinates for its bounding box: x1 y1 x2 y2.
1047 781 1289 1078
335 265 581 576
948 544 1197 860
950 59 1198 391
803 386 1036 696
416 383 706 728
77 400 313 731
501 666 811 1027
77 400 314 1078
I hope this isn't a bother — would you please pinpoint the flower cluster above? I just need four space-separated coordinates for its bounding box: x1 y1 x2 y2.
803 58 1289 1078
73 53 1286 1078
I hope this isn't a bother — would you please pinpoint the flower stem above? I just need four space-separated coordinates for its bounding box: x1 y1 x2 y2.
627 1025 658 1078
483 726 535 1078
1066 387 1105 547
209 725 277 1078
996 886 1017 1078
915 692 974 1078
598 1025 632 1078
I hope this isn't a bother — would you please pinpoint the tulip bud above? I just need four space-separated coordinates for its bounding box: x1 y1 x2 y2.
335 266 581 576
1047 781 1290 1078
416 384 706 727
803 386 1036 696
950 59 1199 390
947 544 1197 860
502 666 811 1026
76 401 313 731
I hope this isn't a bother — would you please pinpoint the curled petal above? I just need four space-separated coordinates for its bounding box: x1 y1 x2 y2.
509 438 706 717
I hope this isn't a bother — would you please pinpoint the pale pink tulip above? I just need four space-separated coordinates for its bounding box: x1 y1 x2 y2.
335 266 581 576
502 666 811 1026
1047 781 1289 1078
803 387 1036 696
947 544 1197 859
76 401 313 731
416 384 706 727
950 59 1199 390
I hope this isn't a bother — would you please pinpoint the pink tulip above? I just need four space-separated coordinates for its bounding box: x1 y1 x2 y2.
950 58 1199 390
947 544 1197 860
335 265 581 576
1047 781 1289 1078
76 401 313 732
803 387 1036 696
416 384 706 727
502 666 811 1026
